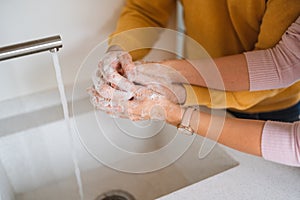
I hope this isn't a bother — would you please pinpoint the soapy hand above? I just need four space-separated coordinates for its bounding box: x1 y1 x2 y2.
97 50 187 104
89 51 187 121
127 62 187 104
88 81 180 121
89 64 182 121
126 87 181 121
98 50 136 95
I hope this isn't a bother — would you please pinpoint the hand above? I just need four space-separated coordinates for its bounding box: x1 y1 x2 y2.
126 87 180 121
96 53 187 104
88 84 182 123
88 73 183 123
127 62 187 104
97 49 136 95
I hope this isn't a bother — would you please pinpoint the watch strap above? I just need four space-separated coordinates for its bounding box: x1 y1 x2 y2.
177 107 196 135
181 107 194 127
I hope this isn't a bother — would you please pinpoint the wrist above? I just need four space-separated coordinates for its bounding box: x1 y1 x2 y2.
165 104 184 126
177 106 198 135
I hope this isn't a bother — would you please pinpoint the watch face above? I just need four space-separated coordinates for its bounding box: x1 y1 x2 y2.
178 128 193 136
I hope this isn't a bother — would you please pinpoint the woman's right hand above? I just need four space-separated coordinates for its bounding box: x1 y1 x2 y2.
127 62 187 104
97 46 187 105
97 48 136 95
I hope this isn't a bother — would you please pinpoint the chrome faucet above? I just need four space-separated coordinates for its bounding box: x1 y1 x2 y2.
0 35 62 61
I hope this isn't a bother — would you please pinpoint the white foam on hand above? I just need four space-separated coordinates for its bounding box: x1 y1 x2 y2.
88 58 185 120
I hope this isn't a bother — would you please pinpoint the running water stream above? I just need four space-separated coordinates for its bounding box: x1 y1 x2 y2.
51 51 84 200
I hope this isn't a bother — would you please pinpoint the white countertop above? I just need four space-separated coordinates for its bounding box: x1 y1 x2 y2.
158 145 300 200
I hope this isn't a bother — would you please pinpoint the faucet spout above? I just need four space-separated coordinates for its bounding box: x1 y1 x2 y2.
0 35 62 61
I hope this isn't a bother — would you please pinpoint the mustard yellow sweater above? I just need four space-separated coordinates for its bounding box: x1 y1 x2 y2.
110 0 300 113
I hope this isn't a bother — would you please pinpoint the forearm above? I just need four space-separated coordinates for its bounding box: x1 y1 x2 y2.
167 105 300 166
194 112 263 156
163 17 300 92
162 54 250 91
168 106 264 156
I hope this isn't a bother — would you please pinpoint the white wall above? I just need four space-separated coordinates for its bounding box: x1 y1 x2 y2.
0 0 124 102
0 160 15 200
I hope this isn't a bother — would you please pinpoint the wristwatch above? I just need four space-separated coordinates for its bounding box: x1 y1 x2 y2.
177 107 196 136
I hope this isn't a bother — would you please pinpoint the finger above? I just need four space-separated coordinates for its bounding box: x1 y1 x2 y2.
105 110 129 119
87 87 110 110
98 51 138 93
98 61 137 94
132 86 162 101
146 83 186 104
93 70 134 100
98 59 119 81
107 71 137 94
105 108 144 120
98 55 120 76
118 52 135 73
97 52 123 83
128 68 168 86
90 93 126 114
98 82 133 101
92 68 105 89
130 63 188 84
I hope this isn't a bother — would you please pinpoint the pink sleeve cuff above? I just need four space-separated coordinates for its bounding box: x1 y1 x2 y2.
244 50 279 91
244 16 300 91
262 121 300 167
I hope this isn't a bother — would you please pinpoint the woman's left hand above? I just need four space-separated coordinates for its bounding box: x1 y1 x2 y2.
88 81 183 124
125 87 183 123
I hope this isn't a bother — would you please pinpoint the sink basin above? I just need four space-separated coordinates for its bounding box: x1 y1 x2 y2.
0 84 238 200
13 132 238 200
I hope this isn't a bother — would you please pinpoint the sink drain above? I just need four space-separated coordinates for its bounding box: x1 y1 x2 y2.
95 190 135 200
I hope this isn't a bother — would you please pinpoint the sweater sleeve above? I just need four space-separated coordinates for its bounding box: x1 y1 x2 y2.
262 121 300 167
244 16 300 91
109 0 176 60
184 1 300 112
